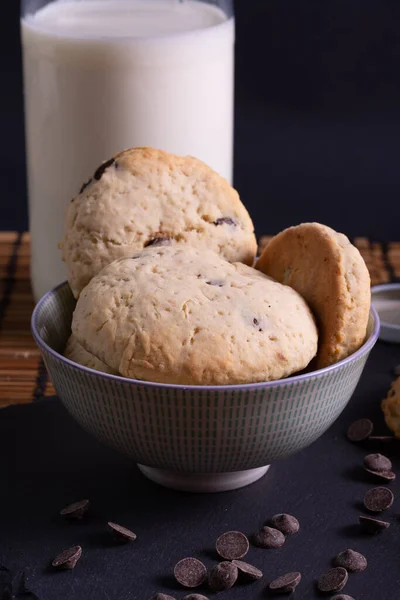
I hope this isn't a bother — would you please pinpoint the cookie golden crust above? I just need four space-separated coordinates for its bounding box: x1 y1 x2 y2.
64 334 117 375
60 147 257 298
382 377 400 438
256 223 371 369
72 246 318 386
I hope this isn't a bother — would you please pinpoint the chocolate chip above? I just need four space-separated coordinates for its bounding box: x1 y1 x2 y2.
94 157 115 180
183 595 209 600
213 217 237 226
216 531 249 560
174 558 207 588
270 514 300 536
363 453 392 472
150 595 177 600
60 499 89 520
334 549 367 572
232 560 263 581
359 515 390 533
107 521 137 543
364 487 394 512
206 280 224 287
269 571 301 594
364 468 396 482
317 567 348 593
52 546 82 570
253 526 285 549
347 418 373 442
79 178 92 194
331 596 355 600
144 237 172 248
208 562 238 591
252 317 263 332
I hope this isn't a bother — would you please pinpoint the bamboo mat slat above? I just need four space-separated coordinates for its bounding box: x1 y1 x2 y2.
0 231 398 408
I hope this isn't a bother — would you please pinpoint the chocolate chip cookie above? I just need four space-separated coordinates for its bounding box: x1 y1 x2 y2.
72 246 318 385
60 147 257 298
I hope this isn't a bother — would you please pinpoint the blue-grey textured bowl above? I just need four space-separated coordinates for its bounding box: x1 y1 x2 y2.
32 282 380 492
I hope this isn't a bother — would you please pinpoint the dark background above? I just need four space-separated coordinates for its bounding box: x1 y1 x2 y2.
2 0 400 238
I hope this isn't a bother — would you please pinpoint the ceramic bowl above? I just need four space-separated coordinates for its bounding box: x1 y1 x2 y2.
32 282 380 493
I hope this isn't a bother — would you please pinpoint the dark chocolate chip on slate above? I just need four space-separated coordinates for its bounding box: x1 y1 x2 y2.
216 531 249 560
213 217 237 226
317 567 348 593
60 499 89 519
150 594 177 600
331 596 355 600
359 515 390 533
253 526 285 549
174 558 207 589
364 468 396 482
347 418 373 442
208 562 238 591
144 237 172 248
107 521 137 543
270 514 300 536
94 157 115 181
183 595 210 600
363 453 392 472
232 560 263 581
364 487 394 512
269 571 301 594
52 546 82 570
334 549 367 572
79 179 92 194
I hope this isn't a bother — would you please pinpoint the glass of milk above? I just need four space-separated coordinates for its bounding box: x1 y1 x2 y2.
21 0 235 301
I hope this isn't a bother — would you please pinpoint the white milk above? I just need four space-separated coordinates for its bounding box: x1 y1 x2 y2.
21 0 234 300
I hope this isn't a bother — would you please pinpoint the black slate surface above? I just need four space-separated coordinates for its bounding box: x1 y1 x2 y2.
1 340 400 600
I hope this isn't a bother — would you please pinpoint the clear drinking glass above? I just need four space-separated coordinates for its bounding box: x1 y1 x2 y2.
21 0 235 301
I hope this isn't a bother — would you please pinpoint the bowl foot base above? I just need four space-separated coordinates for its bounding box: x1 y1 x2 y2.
137 464 270 493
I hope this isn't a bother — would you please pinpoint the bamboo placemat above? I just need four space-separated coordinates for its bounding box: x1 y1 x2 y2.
0 231 398 408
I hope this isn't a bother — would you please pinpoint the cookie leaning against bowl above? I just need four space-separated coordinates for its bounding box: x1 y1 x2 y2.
256 223 371 369
72 246 318 386
60 147 257 298
64 335 118 375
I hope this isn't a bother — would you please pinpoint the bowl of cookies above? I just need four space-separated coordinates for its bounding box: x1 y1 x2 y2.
32 147 380 492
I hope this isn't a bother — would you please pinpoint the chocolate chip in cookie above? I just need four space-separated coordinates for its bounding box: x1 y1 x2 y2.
94 157 115 181
206 280 224 287
253 317 263 332
144 237 172 248
213 217 237 227
79 179 92 195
